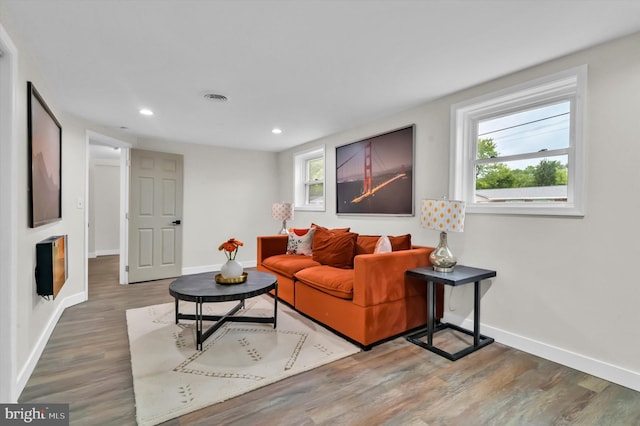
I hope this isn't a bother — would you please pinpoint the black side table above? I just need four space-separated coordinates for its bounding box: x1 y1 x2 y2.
406 265 496 361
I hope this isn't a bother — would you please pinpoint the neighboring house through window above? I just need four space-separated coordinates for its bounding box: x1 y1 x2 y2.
450 65 587 216
294 146 325 211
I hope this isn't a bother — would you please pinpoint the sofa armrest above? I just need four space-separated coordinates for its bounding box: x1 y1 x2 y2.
352 247 434 307
257 235 289 265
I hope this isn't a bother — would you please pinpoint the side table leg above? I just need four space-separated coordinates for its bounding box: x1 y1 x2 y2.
427 280 435 347
474 280 480 347
174 298 179 324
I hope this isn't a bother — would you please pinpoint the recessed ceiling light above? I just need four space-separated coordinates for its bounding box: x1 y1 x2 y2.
272 128 282 134
139 108 154 116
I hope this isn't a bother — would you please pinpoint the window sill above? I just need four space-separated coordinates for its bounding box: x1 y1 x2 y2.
466 203 584 217
294 205 325 212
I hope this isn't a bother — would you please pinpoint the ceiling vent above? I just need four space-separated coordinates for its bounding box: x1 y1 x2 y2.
203 93 228 102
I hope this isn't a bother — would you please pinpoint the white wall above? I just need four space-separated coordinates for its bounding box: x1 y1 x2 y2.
277 33 640 391
134 138 279 273
15 101 88 391
89 160 120 256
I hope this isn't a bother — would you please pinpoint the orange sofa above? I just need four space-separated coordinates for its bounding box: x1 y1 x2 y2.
257 234 444 348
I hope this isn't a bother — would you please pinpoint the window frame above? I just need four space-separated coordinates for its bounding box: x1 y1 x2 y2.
293 146 325 211
450 65 587 216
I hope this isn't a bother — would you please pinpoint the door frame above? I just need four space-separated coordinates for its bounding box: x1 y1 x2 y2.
85 131 131 285
0 22 18 402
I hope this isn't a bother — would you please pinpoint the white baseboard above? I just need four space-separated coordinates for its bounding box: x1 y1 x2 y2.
88 251 97 258
181 260 257 276
95 249 119 256
444 312 640 392
181 264 219 275
17 290 87 394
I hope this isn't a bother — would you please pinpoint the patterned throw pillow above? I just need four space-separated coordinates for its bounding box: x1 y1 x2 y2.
286 228 315 256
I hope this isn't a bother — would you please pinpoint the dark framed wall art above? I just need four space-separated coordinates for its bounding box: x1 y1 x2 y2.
28 81 62 228
336 125 415 216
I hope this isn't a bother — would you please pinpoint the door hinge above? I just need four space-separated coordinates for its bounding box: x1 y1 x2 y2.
125 265 129 272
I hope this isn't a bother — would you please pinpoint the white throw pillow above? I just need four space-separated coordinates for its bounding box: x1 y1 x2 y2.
374 235 392 254
286 228 315 256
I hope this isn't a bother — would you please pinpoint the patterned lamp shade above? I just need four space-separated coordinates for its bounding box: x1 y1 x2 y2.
271 203 294 221
272 203 294 234
420 198 465 272
420 199 465 233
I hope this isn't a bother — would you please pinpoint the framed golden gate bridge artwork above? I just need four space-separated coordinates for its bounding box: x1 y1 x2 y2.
336 125 414 216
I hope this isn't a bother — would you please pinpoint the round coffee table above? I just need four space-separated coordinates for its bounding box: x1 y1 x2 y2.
169 270 278 350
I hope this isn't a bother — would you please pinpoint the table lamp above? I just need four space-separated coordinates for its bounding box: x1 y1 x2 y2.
272 202 294 234
420 198 465 272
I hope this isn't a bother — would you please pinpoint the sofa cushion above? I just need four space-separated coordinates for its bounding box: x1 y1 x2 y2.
312 227 358 269
262 254 321 279
286 228 315 255
295 266 354 299
389 234 412 251
356 234 412 254
356 235 379 255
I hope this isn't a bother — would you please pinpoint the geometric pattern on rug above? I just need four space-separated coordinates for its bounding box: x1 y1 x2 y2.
126 295 360 426
174 327 308 380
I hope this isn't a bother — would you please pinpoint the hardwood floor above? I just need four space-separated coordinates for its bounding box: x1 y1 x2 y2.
20 256 640 425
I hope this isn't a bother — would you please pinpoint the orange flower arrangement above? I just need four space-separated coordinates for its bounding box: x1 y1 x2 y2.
218 238 244 260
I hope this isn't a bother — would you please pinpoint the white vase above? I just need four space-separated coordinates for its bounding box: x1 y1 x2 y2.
221 259 243 278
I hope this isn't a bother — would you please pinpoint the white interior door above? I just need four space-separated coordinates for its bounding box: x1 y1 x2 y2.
128 149 183 283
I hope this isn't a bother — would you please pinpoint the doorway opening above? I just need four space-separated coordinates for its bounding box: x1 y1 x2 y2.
86 131 130 287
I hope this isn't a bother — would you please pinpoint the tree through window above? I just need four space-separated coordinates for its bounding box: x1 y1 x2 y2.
474 101 570 200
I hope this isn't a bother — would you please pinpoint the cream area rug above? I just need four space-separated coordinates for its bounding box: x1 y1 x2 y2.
126 295 360 426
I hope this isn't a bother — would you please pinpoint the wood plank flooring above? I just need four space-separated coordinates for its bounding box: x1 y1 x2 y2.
19 255 640 425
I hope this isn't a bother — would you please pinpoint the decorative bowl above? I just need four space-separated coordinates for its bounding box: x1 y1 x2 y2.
215 272 248 284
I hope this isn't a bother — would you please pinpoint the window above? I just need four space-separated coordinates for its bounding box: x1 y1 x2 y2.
451 66 587 216
294 146 325 211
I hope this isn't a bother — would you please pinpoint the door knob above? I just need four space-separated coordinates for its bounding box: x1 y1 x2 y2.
171 220 181 225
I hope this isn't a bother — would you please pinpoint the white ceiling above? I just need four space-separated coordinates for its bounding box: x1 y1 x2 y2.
3 0 640 152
